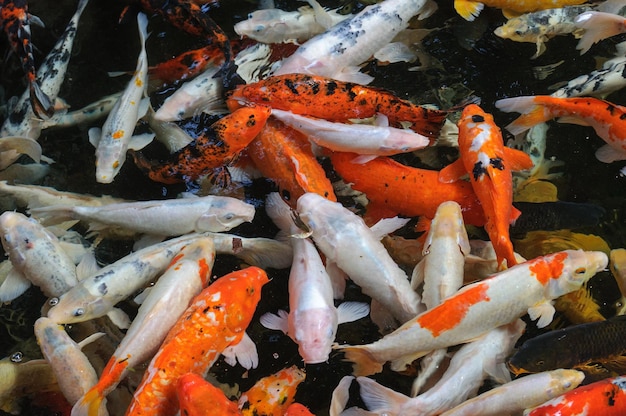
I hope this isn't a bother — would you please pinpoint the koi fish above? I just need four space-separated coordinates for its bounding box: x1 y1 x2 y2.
525 375 626 415
284 404 315 416
131 105 271 184
227 74 447 139
89 13 153 184
29 194 256 236
297 192 424 326
125 266 269 416
148 44 226 88
610 248 626 314
0 357 59 414
329 152 486 226
454 0 587 21
440 369 585 416
176 373 240 416
495 95 626 168
238 366 306 416
575 10 626 54
439 104 533 269
273 0 435 84
0 0 54 117
248 117 335 205
336 249 608 376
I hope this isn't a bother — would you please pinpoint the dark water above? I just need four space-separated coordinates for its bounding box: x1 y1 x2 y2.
1 0 626 414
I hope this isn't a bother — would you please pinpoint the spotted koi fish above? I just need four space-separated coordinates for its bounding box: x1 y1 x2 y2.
125 266 269 416
238 366 306 416
0 0 53 117
227 74 447 140
335 249 608 376
132 105 271 184
439 104 533 270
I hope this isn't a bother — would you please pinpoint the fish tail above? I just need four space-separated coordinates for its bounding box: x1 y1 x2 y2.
495 96 551 136
71 387 104 416
336 345 384 377
576 11 626 54
29 81 55 118
453 0 484 21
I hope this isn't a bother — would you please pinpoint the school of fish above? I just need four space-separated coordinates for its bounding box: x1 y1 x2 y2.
0 0 626 414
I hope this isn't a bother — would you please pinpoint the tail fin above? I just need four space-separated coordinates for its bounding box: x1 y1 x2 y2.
575 11 626 54
71 387 104 416
334 344 384 376
29 81 54 118
495 96 551 136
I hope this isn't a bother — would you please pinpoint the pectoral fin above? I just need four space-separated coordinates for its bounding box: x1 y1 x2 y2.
527 300 556 328
222 332 259 370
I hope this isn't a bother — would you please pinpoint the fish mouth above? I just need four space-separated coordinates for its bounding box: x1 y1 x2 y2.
506 361 528 376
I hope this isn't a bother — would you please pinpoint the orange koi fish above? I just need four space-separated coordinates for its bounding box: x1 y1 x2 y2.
496 95 626 167
176 373 240 416
284 403 315 416
329 151 485 226
248 117 336 206
227 74 447 139
0 0 54 117
148 45 223 89
454 0 587 21
439 104 533 270
125 266 269 416
131 105 271 184
525 375 626 415
238 366 306 416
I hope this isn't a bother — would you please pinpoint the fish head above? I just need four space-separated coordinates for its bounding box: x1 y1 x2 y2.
222 267 270 332
507 330 569 375
547 369 585 397
493 19 531 42
196 198 256 232
290 307 337 364
46 286 113 324
543 249 608 299
233 9 296 43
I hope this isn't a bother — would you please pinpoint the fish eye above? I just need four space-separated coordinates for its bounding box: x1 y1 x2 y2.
574 267 586 275
10 351 23 363
535 360 544 367
74 308 85 317
48 297 59 306
223 213 234 220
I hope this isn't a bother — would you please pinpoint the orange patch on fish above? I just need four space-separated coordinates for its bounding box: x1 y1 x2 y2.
529 251 567 285
416 283 491 337
112 130 124 139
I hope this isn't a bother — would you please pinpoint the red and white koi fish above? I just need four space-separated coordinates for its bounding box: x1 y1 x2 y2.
495 95 626 167
273 0 436 83
353 320 524 415
575 10 626 54
89 13 153 184
238 366 306 416
441 369 584 416
297 192 423 326
176 373 240 416
262 193 369 364
34 317 104 409
270 109 430 157
525 375 626 415
125 266 269 416
0 211 78 301
29 194 256 236
439 104 533 270
71 239 216 416
336 249 608 376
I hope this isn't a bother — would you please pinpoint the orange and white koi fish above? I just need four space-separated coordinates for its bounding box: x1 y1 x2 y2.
441 369 584 416
238 366 306 416
495 95 626 167
525 375 626 415
439 104 533 270
125 266 269 416
71 239 215 416
336 249 607 376
454 0 587 21
176 373 240 416
575 10 626 54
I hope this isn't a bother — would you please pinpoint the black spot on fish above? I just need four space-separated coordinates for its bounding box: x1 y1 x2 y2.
94 269 115 282
325 81 337 96
284 78 299 95
471 115 485 122
98 283 107 295
607 104 616 115
473 161 488 180
490 157 504 170
605 385 618 407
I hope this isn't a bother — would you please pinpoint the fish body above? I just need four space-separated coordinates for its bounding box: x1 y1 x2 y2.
125 266 269 416
496 95 626 166
0 0 54 117
227 74 447 139
273 0 434 83
297 192 423 324
148 44 225 87
30 195 256 236
336 249 608 376
71 239 216 416
329 152 485 226
525 375 626 415
132 105 271 184
454 0 587 21
441 369 585 416
176 373 240 416
90 13 151 184
238 366 306 416
439 104 533 270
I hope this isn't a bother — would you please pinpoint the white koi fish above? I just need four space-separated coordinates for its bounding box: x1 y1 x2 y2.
270 109 429 157
146 106 194 152
575 10 626 54
29 194 256 236
153 64 225 122
354 320 524 415
0 211 78 300
296 192 423 325
261 193 369 364
336 249 608 376
43 92 123 129
273 0 436 84
71 238 215 416
89 13 154 183
440 369 585 416
34 317 105 409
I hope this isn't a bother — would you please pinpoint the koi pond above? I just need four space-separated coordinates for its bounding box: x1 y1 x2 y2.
0 0 625 414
